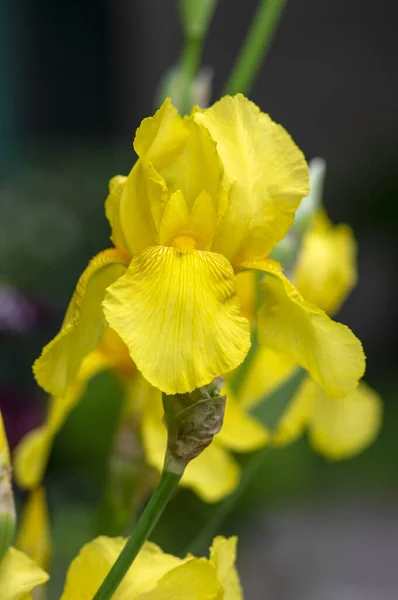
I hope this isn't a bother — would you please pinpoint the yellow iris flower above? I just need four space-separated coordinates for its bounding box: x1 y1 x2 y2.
15 330 267 503
32 94 364 402
0 413 49 600
239 209 382 459
60 535 242 600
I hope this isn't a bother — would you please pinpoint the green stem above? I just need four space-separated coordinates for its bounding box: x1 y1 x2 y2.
92 467 182 600
179 35 203 114
224 0 288 96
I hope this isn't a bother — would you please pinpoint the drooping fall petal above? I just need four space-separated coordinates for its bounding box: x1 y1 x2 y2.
103 246 250 394
33 249 129 397
194 94 309 263
241 259 365 397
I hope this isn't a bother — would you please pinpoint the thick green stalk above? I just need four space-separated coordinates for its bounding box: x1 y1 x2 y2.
92 467 182 600
224 0 288 96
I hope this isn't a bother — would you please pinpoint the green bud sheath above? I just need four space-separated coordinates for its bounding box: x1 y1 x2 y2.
162 376 226 473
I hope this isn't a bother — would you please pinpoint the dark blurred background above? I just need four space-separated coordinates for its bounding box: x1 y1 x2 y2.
1 1 398 598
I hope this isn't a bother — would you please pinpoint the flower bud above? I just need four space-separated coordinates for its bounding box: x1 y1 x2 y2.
162 377 226 473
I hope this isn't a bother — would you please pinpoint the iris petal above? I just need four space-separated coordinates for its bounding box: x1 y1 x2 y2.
103 246 250 394
309 381 383 459
240 259 365 397
33 249 129 397
194 94 309 263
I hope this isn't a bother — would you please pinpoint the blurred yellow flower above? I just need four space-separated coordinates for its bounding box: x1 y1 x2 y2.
60 535 242 599
0 412 49 600
15 487 51 572
15 331 267 502
0 546 49 600
239 209 382 459
32 94 364 402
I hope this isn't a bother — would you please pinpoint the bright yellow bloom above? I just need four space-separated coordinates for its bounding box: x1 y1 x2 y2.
16 331 267 502
60 535 242 599
32 94 364 402
239 209 382 459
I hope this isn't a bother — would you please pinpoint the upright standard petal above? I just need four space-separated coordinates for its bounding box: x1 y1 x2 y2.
33 249 129 397
105 175 131 253
0 547 48 600
309 381 383 459
194 94 309 263
103 246 250 394
134 98 187 168
242 260 365 397
293 209 357 315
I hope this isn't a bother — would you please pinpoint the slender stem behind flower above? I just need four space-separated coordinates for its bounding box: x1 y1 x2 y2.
92 467 182 600
224 0 288 96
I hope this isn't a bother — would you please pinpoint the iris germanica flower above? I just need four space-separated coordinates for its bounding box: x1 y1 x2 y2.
33 94 364 402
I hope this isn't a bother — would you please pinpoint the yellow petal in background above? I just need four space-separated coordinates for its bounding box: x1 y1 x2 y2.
238 346 296 410
216 389 268 452
15 488 51 571
209 536 243 600
0 547 48 600
253 261 365 397
139 558 223 600
33 249 129 398
272 377 316 446
105 175 131 253
294 208 357 315
14 351 109 490
194 94 309 263
309 381 383 459
103 246 250 394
